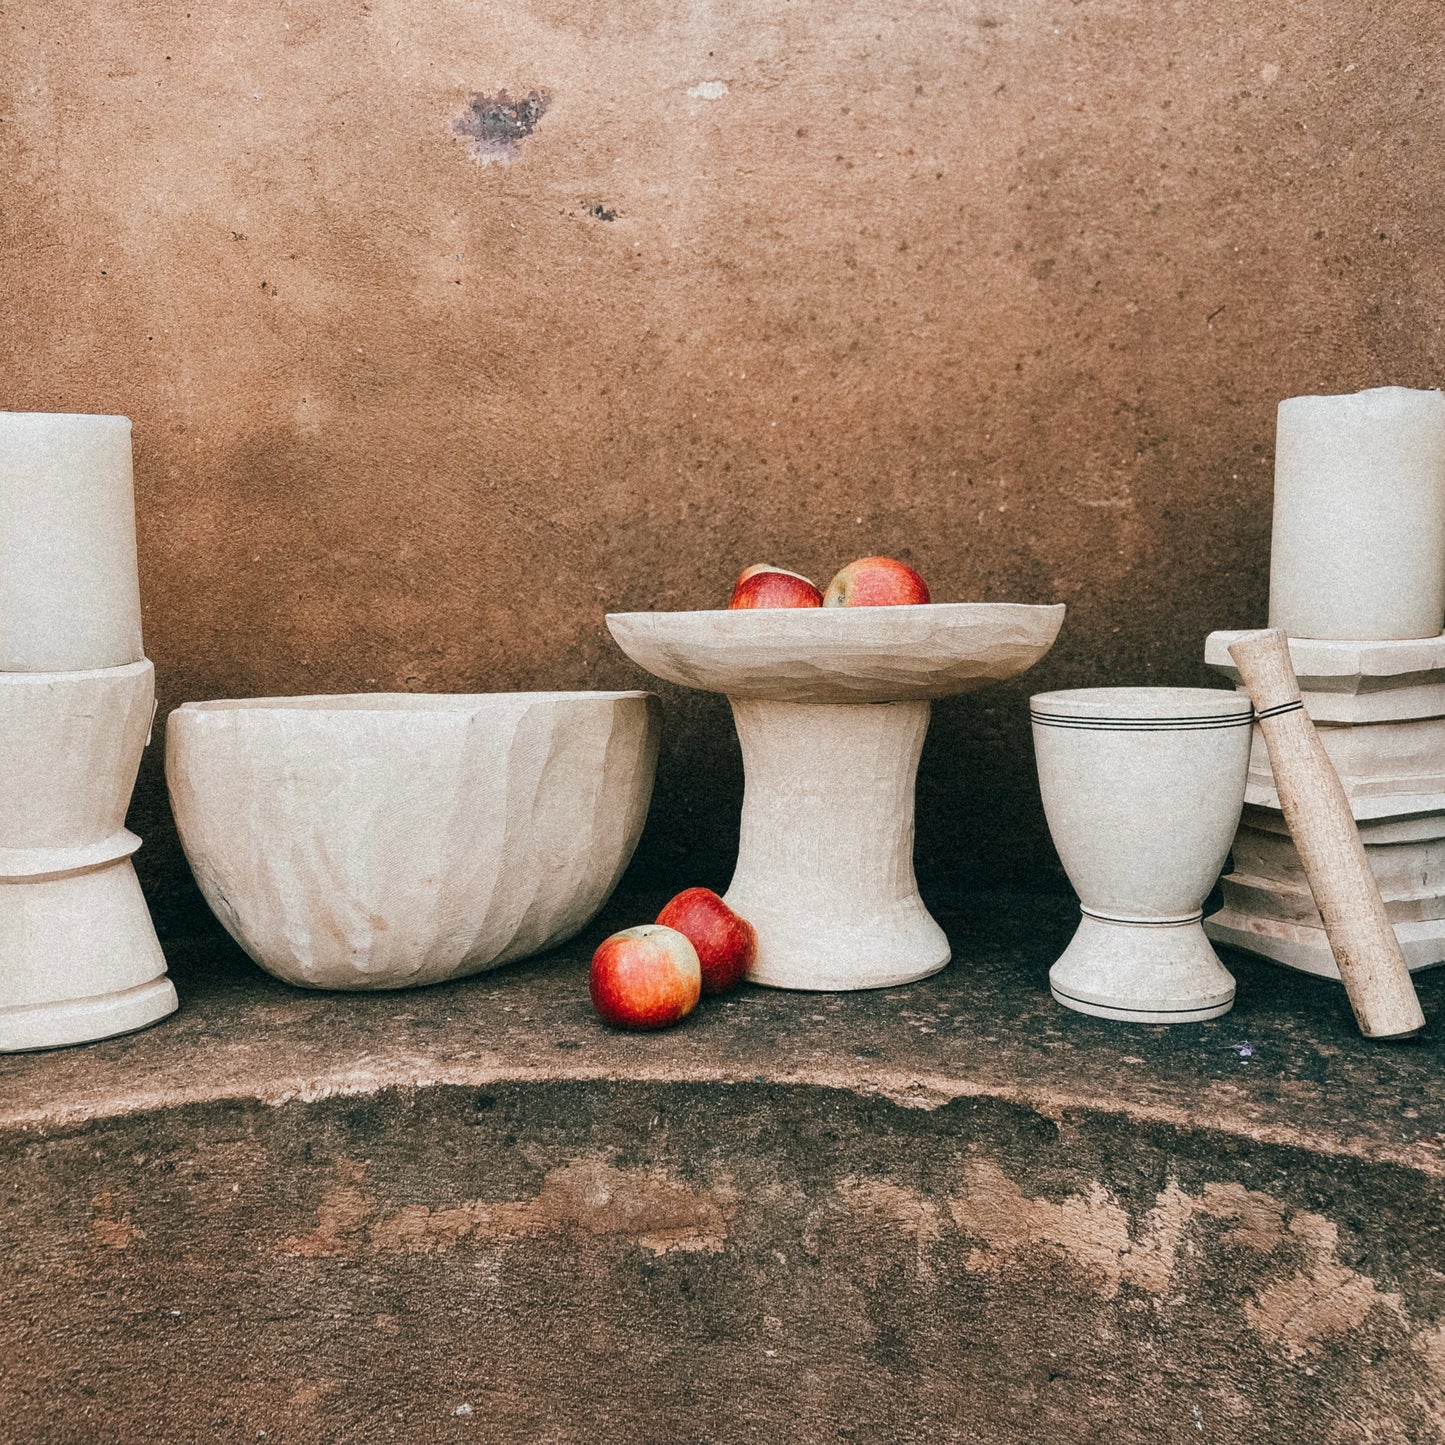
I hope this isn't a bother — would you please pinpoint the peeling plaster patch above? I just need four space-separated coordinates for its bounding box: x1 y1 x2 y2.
868 1162 1403 1359
450 89 550 164
875 1078 964 1111
1413 1322 1445 1420
1419 1323 1445 1379
839 1177 944 1269
852 1164 1289 1305
1195 1181 1286 1252
687 81 728 100
1245 1212 1405 1356
90 1189 145 1250
283 1157 372 1256
281 1156 735 1259
948 1159 1155 1299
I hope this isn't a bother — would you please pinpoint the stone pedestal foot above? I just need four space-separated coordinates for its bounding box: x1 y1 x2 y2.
723 698 949 991
0 854 176 1052
0 661 175 1052
1049 913 1236 1024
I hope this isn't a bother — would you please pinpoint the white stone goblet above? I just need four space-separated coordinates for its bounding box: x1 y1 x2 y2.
1031 687 1253 1023
608 602 1066 991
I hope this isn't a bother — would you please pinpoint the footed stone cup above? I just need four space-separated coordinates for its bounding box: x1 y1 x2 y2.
1031 687 1253 1023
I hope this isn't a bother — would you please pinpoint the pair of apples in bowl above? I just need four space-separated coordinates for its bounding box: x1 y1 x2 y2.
730 555 930 611
591 555 930 1030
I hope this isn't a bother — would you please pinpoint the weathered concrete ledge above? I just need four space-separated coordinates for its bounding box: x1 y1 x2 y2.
4 893 1445 1443
5 891 1443 1172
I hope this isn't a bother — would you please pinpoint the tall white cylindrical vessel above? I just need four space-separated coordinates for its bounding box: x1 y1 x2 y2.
0 412 144 671
0 412 175 1051
1269 387 1445 641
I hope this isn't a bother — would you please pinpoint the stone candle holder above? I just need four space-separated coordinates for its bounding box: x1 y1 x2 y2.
0 412 174 1052
607 603 1065 991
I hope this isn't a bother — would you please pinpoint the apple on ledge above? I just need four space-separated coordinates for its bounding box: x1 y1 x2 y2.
590 925 701 1031
656 887 756 994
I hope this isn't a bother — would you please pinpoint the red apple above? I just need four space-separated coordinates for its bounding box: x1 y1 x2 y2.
822 556 931 607
656 887 757 995
590 924 701 1030
728 564 824 610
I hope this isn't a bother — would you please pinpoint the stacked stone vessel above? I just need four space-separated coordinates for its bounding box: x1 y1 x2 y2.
0 413 176 1051
1204 632 1445 978
1204 387 1445 980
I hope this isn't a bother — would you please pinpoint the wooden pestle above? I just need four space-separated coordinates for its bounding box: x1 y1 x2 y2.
1228 629 1424 1040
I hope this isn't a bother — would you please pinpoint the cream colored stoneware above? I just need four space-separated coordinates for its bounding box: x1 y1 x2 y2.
167 691 660 990
1205 630 1445 979
1225 627 1423 1040
0 662 176 1051
1206 629 1445 725
1211 809 1445 978
608 603 1065 990
723 697 947 990
1227 812 1445 925
1242 717 1445 803
0 412 144 672
1268 387 1445 642
605 602 1066 704
1032 687 1253 1023
1210 633 1445 806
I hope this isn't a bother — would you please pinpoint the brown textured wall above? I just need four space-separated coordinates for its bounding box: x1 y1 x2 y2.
3 0 1444 934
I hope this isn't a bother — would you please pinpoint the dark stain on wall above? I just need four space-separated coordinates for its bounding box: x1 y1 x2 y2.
451 89 551 163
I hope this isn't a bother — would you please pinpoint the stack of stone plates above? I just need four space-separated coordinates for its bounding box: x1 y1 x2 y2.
1203 630 1445 980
